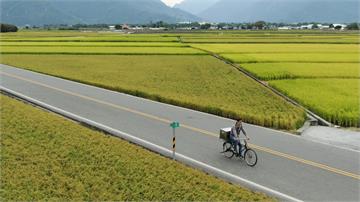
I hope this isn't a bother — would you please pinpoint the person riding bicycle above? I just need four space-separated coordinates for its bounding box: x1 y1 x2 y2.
230 119 249 156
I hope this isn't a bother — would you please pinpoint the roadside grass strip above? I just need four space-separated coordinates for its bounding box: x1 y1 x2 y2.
0 95 273 201
1 54 306 130
239 63 360 80
0 46 205 55
191 44 359 54
221 53 360 63
269 79 360 127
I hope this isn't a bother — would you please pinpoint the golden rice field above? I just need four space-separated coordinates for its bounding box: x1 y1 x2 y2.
1 30 358 127
0 46 205 55
270 79 359 127
189 33 359 127
191 44 359 53
1 41 188 47
239 63 360 80
221 53 360 63
0 94 273 201
1 54 305 129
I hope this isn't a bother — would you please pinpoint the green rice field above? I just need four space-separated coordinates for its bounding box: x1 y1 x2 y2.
0 94 273 201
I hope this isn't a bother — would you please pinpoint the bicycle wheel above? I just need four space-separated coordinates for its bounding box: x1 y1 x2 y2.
244 149 258 167
222 142 234 158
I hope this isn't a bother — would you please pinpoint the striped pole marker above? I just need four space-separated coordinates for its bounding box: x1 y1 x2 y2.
170 121 180 160
172 131 176 160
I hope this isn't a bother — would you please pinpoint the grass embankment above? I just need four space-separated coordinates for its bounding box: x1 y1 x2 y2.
1 54 305 130
191 39 360 127
0 95 274 201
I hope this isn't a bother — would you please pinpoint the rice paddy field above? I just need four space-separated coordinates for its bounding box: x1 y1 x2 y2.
0 94 273 201
1 54 304 129
270 79 359 127
1 30 359 128
190 32 359 127
0 46 205 55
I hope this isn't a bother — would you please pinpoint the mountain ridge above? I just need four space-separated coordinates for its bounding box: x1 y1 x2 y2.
0 0 200 26
199 0 359 23
174 0 219 15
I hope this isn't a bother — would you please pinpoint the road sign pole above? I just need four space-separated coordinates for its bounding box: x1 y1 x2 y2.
170 121 180 160
172 127 175 160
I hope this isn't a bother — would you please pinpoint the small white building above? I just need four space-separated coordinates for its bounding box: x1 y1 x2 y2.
330 24 347 30
300 24 314 29
278 26 291 30
109 25 115 30
318 24 330 29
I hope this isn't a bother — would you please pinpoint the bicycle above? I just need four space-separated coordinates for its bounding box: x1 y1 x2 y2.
219 128 258 167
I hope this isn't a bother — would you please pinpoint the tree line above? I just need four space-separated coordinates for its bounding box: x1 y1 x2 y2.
0 23 18 32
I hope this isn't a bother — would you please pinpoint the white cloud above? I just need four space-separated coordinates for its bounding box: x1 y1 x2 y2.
161 0 184 7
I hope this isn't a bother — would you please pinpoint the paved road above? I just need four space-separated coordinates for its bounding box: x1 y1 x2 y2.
1 64 359 201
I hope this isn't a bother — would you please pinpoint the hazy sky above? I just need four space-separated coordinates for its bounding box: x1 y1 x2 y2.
162 0 184 7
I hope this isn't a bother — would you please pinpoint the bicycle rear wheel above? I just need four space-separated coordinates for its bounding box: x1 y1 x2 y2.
222 142 234 158
244 149 258 167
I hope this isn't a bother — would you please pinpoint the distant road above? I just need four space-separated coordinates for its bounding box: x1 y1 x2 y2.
1 64 359 201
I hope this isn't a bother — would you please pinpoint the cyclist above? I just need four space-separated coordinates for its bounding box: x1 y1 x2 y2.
230 119 249 156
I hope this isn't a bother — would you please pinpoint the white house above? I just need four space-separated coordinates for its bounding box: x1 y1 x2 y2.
278 26 291 30
318 24 330 29
330 24 347 30
300 24 314 29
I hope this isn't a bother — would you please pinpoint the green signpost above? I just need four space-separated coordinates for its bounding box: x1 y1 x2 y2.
170 121 180 160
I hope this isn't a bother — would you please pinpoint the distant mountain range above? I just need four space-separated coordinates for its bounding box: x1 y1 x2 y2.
174 0 219 15
0 0 199 26
198 0 359 23
1 0 359 26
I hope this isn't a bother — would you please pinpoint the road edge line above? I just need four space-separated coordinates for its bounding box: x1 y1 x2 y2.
1 86 303 202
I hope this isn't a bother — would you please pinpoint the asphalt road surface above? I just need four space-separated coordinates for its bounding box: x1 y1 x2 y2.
1 64 359 201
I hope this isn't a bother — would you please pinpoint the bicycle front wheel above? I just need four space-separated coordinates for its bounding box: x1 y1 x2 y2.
244 149 258 167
